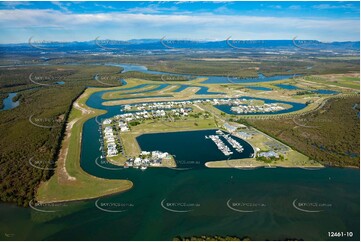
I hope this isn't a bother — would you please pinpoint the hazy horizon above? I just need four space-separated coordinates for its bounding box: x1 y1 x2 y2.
0 1 359 44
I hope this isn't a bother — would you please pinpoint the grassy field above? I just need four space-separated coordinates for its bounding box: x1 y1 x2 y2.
37 87 133 203
1 53 359 206
302 74 360 90
109 108 218 165
0 64 127 206
246 95 360 167
206 128 320 168
205 153 320 168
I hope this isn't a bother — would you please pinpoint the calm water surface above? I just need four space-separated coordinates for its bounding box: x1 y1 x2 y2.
0 66 359 241
1 93 19 111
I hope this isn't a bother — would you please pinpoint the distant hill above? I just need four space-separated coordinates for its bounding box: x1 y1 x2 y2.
1 39 359 53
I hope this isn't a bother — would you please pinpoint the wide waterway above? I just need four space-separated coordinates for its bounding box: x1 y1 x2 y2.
0 66 359 241
110 63 295 84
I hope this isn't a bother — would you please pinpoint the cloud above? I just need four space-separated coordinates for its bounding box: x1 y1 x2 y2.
312 3 357 10
289 5 301 10
0 9 359 42
51 2 71 13
269 5 282 9
214 6 234 14
126 3 178 14
94 3 116 10
0 1 32 9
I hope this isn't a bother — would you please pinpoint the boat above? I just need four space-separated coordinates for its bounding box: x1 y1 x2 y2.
205 135 209 139
140 166 147 171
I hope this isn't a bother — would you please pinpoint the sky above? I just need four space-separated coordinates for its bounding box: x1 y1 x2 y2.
0 1 359 43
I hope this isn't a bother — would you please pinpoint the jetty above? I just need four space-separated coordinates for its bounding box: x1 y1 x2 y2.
209 135 233 156
223 134 244 153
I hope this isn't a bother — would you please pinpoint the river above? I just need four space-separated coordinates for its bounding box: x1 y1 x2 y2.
0 64 359 241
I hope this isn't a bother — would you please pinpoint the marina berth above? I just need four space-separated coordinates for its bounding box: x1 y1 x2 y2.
209 135 233 156
223 134 244 153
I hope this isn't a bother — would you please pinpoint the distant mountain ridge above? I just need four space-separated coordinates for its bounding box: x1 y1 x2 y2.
1 39 359 52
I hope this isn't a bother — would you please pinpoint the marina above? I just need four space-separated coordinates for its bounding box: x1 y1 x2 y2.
1 1 360 240
136 129 255 166
207 132 245 156
209 135 233 156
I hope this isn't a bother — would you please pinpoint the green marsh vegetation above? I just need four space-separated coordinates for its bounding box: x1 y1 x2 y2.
0 64 123 206
248 96 360 167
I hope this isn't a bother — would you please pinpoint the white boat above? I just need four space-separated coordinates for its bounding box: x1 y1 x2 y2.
140 166 147 171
